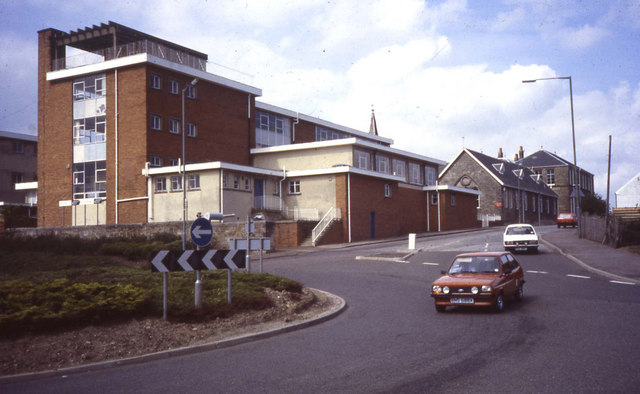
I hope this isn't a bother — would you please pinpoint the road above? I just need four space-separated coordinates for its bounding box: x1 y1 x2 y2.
5 226 640 392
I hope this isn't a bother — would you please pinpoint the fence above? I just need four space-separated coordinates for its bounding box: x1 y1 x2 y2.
580 211 640 248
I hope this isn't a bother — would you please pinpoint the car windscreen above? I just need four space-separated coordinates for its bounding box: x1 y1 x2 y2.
448 256 500 274
506 226 534 235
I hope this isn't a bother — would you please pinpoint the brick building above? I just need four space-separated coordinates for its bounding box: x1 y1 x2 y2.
516 149 594 214
37 21 480 245
439 148 558 226
0 131 38 227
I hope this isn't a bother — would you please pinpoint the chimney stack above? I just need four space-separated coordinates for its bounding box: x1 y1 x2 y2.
498 147 503 158
514 153 519 161
518 146 524 160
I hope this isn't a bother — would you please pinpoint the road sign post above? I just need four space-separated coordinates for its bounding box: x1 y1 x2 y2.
191 216 213 308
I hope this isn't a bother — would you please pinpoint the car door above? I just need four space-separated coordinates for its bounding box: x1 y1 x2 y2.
500 254 517 297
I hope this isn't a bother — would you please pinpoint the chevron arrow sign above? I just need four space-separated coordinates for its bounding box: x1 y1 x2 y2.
151 249 246 272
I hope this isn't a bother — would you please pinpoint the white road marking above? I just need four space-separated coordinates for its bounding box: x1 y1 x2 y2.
609 280 636 285
526 270 548 274
567 274 591 279
484 243 489 251
422 262 439 266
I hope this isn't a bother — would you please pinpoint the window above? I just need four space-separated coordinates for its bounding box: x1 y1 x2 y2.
425 166 436 186
393 159 406 179
171 176 183 191
12 142 24 153
384 183 392 198
73 74 106 100
450 194 456 206
169 79 179 94
223 173 230 188
255 110 291 147
288 180 301 194
187 122 197 138
168 158 179 166
243 176 251 191
72 160 106 199
155 177 167 193
376 156 390 174
73 115 106 145
12 172 23 184
150 155 162 167
151 114 162 130
169 119 180 134
409 163 421 185
431 192 438 205
233 175 240 189
354 150 371 170
186 84 196 99
188 174 200 190
546 169 555 185
315 126 345 142
151 74 161 90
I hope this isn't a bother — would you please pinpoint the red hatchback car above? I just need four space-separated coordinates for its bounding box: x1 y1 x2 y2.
430 251 525 313
557 213 577 228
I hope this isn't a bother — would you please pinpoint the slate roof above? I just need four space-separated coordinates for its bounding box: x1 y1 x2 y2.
442 149 558 198
518 150 594 176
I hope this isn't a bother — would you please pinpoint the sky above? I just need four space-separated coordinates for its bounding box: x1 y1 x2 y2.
1 0 639 205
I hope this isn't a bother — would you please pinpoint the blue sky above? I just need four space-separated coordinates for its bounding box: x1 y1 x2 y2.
1 0 638 205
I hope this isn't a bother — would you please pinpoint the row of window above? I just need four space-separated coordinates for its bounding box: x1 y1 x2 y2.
504 189 556 215
73 75 106 101
154 174 201 193
150 114 197 137
150 74 197 98
354 150 437 185
73 160 107 199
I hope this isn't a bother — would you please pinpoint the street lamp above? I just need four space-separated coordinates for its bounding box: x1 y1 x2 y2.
181 78 199 250
522 76 581 236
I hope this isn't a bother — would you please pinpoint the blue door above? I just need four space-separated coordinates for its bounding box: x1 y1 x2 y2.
254 179 265 209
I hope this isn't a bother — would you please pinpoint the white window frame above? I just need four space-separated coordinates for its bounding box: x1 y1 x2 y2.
12 142 24 154
354 150 371 170
546 169 555 185
171 175 183 191
151 74 161 90
154 177 167 193
393 159 406 179
409 163 421 185
186 84 196 99
150 155 162 167
188 174 200 190
151 114 162 131
376 156 389 174
187 122 197 138
169 79 179 95
384 183 392 198
425 166 436 186
169 119 180 134
288 180 301 194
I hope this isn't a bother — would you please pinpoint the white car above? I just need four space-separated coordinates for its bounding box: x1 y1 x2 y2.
503 224 539 254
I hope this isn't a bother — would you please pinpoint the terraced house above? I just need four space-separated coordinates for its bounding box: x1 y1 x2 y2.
37 21 480 246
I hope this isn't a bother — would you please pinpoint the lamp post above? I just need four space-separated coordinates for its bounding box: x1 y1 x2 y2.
181 78 199 250
522 76 581 237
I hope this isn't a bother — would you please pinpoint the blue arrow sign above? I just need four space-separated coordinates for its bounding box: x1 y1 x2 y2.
190 217 213 247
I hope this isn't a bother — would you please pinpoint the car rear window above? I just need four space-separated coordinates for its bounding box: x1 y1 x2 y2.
506 226 535 235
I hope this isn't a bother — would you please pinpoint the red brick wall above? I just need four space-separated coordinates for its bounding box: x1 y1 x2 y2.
427 190 480 231
292 119 317 144
336 173 428 243
37 29 74 227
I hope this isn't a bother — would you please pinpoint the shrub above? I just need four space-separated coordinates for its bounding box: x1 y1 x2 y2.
0 279 150 336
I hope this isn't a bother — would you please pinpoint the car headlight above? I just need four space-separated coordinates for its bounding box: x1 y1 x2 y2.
471 286 479 294
481 285 492 292
432 285 442 294
443 286 450 294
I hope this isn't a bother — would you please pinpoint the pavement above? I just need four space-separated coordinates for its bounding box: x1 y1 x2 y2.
541 228 640 284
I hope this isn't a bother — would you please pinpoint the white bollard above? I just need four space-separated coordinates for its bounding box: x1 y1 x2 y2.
408 233 416 250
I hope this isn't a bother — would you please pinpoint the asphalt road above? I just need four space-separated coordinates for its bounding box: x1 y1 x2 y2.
5 226 640 393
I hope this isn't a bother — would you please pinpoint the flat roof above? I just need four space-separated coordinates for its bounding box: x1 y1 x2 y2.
0 131 37 142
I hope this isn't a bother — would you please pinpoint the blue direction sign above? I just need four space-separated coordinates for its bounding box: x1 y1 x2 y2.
190 217 213 247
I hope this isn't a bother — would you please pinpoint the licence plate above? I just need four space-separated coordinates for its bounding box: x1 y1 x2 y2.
515 247 528 251
451 297 474 304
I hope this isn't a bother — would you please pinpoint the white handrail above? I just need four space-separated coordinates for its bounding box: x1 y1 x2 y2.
312 207 342 246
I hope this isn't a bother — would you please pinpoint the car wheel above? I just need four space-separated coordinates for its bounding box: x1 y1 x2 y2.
494 294 504 312
435 304 446 313
515 284 524 302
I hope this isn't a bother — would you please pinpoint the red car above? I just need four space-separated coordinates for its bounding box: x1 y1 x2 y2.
430 251 525 313
557 213 577 228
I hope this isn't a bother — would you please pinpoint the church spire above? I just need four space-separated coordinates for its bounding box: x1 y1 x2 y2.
369 108 378 136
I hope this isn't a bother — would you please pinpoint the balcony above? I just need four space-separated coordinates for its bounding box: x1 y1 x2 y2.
52 39 207 72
